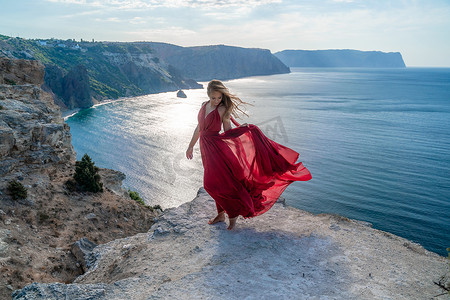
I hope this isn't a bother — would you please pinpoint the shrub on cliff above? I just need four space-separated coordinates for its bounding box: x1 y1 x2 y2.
128 189 162 211
73 154 103 193
129 189 145 205
7 180 27 200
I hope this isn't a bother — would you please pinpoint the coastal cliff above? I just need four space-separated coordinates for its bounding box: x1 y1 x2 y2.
275 49 406 68
0 36 289 112
0 36 202 111
141 42 290 81
0 58 157 299
13 188 448 299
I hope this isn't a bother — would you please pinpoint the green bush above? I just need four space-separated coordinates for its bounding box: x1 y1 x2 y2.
74 154 103 193
7 180 27 200
129 189 145 205
128 189 162 211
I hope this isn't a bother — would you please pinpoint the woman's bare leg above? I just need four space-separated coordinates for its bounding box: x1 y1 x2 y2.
208 211 225 224
227 216 238 230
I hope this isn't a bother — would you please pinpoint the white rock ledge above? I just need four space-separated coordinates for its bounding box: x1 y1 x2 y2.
13 188 447 300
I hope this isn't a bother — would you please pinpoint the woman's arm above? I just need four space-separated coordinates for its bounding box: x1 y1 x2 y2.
218 105 232 131
186 124 199 160
222 114 232 132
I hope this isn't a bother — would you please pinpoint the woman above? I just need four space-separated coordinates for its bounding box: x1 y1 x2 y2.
186 80 311 230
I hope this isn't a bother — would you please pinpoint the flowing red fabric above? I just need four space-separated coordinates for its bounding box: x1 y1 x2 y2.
198 102 312 219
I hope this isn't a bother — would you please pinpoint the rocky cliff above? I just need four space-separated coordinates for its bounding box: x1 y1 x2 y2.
55 64 93 110
145 42 291 81
0 57 157 300
0 57 75 174
275 49 406 68
12 188 448 299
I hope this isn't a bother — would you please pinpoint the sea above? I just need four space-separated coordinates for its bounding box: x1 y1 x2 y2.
66 67 450 256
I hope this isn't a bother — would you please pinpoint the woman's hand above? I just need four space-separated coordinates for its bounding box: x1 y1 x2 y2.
186 146 194 160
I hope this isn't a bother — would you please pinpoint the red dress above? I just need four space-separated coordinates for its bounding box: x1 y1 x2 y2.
198 102 312 219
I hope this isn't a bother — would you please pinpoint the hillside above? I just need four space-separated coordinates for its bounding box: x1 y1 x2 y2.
145 42 290 81
275 49 406 68
0 35 201 110
0 35 291 111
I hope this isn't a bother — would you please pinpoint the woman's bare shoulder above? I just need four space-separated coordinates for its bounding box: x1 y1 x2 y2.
217 104 228 118
218 104 226 111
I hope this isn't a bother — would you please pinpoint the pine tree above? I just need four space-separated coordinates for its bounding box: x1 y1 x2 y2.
74 154 103 193
7 180 27 200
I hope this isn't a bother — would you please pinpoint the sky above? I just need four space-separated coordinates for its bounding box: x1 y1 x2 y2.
1 0 450 67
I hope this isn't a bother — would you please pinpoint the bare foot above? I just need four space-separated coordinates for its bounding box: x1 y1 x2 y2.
227 217 238 230
208 212 225 225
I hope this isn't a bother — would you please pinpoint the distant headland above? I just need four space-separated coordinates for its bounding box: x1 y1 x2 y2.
275 49 406 68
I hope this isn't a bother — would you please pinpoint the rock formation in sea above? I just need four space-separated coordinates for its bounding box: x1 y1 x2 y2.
12 188 448 299
176 90 187 98
0 57 157 300
275 49 406 68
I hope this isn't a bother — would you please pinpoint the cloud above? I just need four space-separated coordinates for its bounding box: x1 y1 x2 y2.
45 0 282 9
22 0 450 65
95 17 121 22
129 17 148 24
126 27 198 42
46 0 88 3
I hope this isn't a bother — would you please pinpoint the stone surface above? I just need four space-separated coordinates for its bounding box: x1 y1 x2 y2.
98 168 127 196
13 188 448 300
0 229 11 256
71 238 98 272
0 57 44 85
0 58 76 178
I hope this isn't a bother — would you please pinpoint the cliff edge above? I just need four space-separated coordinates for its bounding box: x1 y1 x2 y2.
13 188 447 299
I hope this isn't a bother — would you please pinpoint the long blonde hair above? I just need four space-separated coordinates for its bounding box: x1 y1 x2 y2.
207 80 249 119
